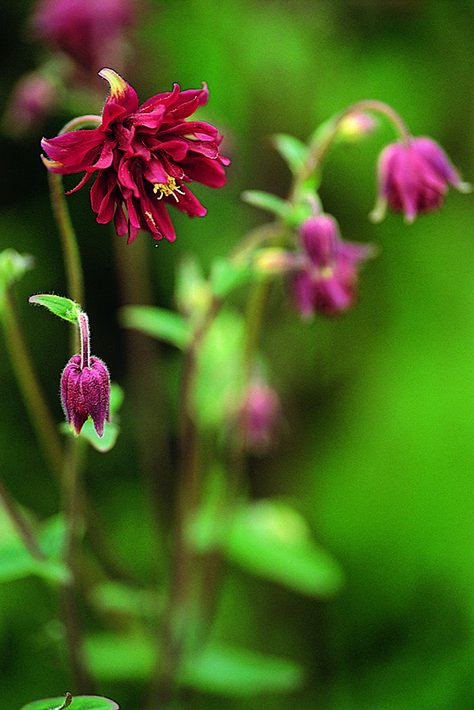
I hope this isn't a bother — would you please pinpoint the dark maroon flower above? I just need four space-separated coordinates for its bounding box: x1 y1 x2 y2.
60 311 110 437
41 68 229 243
292 215 374 318
30 0 137 75
371 136 471 223
61 354 110 437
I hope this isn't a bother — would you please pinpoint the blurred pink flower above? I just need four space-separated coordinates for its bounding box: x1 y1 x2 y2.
30 0 138 75
292 215 374 318
240 381 282 454
371 136 471 223
3 72 57 137
41 69 229 243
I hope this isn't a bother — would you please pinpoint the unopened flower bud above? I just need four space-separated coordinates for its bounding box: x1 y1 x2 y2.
60 312 110 437
338 111 377 141
61 354 110 437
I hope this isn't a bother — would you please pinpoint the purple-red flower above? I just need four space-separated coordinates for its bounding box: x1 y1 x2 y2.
371 136 471 223
61 354 110 437
292 215 374 318
30 0 138 75
41 68 229 243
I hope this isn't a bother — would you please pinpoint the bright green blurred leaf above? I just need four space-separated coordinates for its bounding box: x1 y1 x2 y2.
271 133 308 174
181 643 304 695
175 252 210 317
241 190 288 218
210 257 253 299
194 308 245 428
0 249 34 299
224 500 344 597
20 696 119 710
120 305 190 349
84 633 155 680
0 511 71 585
28 294 80 323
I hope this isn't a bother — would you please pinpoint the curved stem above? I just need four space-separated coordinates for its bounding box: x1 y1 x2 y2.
48 172 85 309
290 99 411 203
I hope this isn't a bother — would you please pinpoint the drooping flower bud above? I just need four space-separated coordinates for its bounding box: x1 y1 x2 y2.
371 136 471 223
60 312 110 437
61 355 110 437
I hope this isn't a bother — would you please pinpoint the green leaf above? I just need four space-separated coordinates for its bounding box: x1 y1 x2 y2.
210 257 253 299
271 133 308 174
0 249 34 299
84 633 155 680
224 500 344 597
0 511 71 585
194 309 245 428
120 305 190 349
28 294 80 323
175 252 210 317
181 643 304 696
20 696 119 710
241 190 288 218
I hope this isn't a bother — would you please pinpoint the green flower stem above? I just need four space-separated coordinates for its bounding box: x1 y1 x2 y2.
48 171 84 310
148 296 222 709
0 287 64 480
290 99 411 204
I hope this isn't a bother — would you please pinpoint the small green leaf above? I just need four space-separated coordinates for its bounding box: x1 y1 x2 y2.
20 695 119 710
0 249 34 298
181 643 304 696
120 305 190 349
271 133 308 174
29 294 80 323
84 633 155 680
224 500 344 597
241 190 288 218
210 257 253 299
0 511 71 585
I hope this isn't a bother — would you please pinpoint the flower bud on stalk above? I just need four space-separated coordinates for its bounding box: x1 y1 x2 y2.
61 312 110 437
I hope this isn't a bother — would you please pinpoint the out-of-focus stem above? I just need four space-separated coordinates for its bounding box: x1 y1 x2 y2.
0 287 64 479
47 172 84 309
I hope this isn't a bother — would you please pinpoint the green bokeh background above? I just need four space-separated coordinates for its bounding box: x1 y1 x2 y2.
1 0 474 708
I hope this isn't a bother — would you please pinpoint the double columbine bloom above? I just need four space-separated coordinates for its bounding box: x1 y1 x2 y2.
371 135 471 223
61 312 110 437
292 215 374 318
41 68 229 243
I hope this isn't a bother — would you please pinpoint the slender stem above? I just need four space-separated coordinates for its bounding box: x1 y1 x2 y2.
0 477 45 561
290 99 411 203
48 172 85 309
78 313 90 369
0 287 64 480
147 297 221 709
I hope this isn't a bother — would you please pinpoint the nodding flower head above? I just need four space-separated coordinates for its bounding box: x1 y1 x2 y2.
371 136 471 224
292 215 374 318
61 354 110 437
41 68 229 244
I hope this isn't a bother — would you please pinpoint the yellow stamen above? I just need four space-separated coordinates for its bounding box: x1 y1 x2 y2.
153 175 185 202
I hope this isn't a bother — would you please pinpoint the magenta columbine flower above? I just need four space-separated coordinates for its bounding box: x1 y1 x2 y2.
30 0 138 75
371 136 471 223
292 215 374 318
61 313 110 437
41 68 229 243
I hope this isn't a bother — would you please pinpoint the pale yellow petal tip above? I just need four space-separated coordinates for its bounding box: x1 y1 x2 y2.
40 154 63 170
98 68 128 100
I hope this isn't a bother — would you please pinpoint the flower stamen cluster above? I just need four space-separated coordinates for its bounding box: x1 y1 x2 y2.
153 175 185 202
